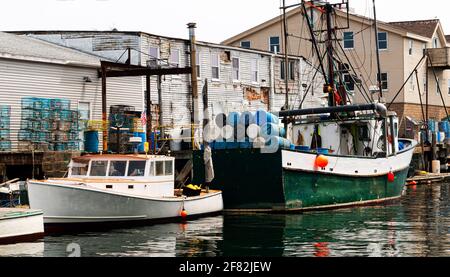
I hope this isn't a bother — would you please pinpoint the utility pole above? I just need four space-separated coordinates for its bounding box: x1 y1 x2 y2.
373 0 383 102
282 0 290 138
188 23 200 149
325 3 335 108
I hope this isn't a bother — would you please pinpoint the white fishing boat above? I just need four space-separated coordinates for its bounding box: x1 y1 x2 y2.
27 154 223 225
0 208 44 245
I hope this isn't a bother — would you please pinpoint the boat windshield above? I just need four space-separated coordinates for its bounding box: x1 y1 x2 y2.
90 161 108 176
71 160 89 176
128 161 146 177
109 161 127 177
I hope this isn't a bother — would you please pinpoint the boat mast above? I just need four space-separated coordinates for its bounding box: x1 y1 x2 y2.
282 0 290 138
372 0 383 102
325 3 336 108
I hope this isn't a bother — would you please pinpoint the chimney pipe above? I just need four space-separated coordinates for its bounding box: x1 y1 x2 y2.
188 23 199 150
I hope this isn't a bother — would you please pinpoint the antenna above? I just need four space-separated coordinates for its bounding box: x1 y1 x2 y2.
372 0 384 102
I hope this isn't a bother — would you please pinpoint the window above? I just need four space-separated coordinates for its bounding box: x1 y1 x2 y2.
149 161 155 176
241 41 251 49
343 73 355 91
343 32 354 49
155 161 165 176
445 79 450 95
280 60 295 80
90 161 108 176
108 161 127 177
164 160 173 176
78 102 90 121
433 37 439 48
71 160 89 176
436 77 440 95
409 40 413 55
149 47 159 60
211 54 220 80
280 61 286 80
196 51 201 78
423 43 427 55
128 161 146 177
378 32 388 50
377 73 388 90
232 57 240 81
289 61 295 80
409 76 415 92
170 49 180 67
270 36 280 53
251 59 258 83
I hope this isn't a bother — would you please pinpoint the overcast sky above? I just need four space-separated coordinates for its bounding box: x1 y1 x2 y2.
0 0 448 43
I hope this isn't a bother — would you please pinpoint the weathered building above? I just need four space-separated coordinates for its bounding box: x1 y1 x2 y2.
222 6 450 133
0 31 143 152
13 30 326 130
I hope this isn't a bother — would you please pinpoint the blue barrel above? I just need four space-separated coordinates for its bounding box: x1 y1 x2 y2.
439 121 450 137
317 148 329 154
133 132 147 152
266 136 291 149
428 120 436 133
226 141 240 149
227 112 241 127
84 131 99 153
255 109 280 126
260 123 286 138
239 111 255 126
214 141 227 150
296 145 311 151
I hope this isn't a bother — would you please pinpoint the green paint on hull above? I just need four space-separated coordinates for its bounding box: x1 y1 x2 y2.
193 149 409 211
283 168 408 209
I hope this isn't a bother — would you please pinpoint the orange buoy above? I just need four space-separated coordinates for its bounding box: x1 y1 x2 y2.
180 209 188 218
387 172 395 182
315 155 329 168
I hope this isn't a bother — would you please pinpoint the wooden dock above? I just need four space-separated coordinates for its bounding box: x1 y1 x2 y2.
406 173 450 185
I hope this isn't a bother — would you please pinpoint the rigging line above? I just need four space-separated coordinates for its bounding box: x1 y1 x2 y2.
332 48 370 104
298 51 328 109
427 52 450 120
387 54 427 110
115 48 129 63
301 1 328 82
333 31 373 103
414 69 427 124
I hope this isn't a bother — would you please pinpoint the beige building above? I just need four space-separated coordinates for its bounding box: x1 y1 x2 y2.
223 6 450 132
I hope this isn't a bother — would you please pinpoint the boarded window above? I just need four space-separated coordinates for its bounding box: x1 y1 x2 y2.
170 49 180 66
232 57 240 80
251 59 258 83
211 54 219 79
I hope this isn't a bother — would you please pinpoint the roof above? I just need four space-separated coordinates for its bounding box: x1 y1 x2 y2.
73 154 173 162
222 6 432 45
0 31 106 67
388 19 440 38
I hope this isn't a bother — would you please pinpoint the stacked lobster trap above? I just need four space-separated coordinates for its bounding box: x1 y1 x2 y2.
0 105 11 152
18 97 83 151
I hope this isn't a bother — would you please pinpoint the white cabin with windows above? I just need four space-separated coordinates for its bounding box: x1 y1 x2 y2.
64 154 175 198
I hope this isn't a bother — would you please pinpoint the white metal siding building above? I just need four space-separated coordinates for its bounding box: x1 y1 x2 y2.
0 32 143 152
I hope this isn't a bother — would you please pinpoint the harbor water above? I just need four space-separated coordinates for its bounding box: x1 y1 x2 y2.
0 182 448 257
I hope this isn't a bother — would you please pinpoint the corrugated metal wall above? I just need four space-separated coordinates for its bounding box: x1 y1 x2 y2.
0 58 143 151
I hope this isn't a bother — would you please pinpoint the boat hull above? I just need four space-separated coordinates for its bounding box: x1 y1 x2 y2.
0 209 44 245
27 182 223 224
193 140 415 212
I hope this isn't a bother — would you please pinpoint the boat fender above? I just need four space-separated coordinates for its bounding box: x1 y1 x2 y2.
315 155 329 168
180 209 188 218
387 172 395 183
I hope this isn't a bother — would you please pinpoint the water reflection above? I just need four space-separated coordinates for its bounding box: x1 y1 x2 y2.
0 183 448 257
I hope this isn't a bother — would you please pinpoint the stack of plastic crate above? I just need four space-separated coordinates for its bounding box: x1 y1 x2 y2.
19 97 81 152
108 105 136 153
0 105 11 152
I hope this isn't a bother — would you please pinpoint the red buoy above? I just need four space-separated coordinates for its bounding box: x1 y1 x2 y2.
387 172 395 182
180 209 188 218
315 155 329 168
